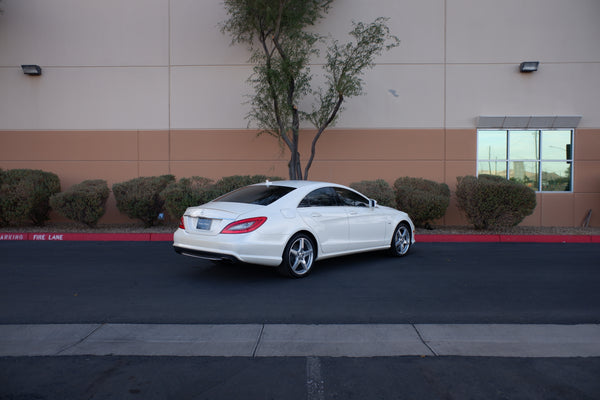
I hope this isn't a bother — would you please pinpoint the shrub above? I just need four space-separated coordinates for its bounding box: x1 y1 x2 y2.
211 175 283 198
0 169 61 226
161 176 214 219
455 174 537 229
393 177 450 228
350 179 395 208
112 175 175 227
50 180 110 227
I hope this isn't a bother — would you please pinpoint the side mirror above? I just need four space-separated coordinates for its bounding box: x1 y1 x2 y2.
369 199 378 208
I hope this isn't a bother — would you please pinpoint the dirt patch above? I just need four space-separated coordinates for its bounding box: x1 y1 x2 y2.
416 225 600 236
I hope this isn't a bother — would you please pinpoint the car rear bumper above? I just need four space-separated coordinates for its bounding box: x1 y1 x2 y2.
173 228 284 266
173 246 239 263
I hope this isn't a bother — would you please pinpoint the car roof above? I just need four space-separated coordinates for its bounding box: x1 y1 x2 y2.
255 180 341 189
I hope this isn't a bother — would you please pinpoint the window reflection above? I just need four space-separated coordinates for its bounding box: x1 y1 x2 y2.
478 161 506 177
477 130 506 160
477 129 573 192
542 130 572 160
509 161 539 189
541 162 571 191
509 131 539 160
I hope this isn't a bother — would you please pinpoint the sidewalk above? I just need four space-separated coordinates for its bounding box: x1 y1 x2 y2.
2 324 599 358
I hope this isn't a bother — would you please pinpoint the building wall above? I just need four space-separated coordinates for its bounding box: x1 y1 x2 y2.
0 0 598 226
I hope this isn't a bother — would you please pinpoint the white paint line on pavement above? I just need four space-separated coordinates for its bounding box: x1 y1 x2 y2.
1 324 600 358
306 357 325 400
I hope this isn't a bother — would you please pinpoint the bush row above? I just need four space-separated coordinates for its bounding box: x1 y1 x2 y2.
352 175 536 229
350 178 450 228
0 170 283 228
0 169 536 230
455 174 536 229
0 169 61 227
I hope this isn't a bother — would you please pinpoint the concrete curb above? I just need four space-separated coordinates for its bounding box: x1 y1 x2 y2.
1 324 599 358
0 232 598 243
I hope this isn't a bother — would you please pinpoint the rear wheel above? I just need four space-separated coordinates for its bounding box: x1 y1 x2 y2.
389 222 411 257
278 233 315 278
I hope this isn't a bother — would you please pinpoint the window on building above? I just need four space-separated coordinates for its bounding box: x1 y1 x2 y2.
477 129 573 192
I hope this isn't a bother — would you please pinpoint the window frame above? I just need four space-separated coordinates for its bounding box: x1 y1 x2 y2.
477 129 574 193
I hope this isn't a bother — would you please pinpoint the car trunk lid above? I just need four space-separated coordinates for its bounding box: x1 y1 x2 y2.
183 202 262 236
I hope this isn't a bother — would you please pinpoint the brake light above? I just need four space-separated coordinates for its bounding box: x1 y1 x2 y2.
179 216 185 229
221 217 267 234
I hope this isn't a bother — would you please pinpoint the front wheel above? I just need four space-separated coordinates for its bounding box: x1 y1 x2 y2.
278 233 315 278
389 222 412 257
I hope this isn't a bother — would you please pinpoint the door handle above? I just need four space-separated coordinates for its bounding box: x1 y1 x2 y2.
311 212 322 218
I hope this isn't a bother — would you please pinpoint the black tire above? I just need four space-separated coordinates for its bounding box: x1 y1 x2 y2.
278 233 316 278
389 222 412 257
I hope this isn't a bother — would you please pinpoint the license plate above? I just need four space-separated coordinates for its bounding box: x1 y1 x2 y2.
196 218 212 230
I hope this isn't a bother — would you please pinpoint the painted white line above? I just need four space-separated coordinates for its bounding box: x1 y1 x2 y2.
306 357 325 400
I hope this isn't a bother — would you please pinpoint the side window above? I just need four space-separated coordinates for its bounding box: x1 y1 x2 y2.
298 187 340 207
334 187 369 207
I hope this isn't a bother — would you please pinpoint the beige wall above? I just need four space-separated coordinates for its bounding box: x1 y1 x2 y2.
0 0 598 226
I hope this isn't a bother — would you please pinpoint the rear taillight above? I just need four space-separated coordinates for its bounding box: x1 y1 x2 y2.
221 217 267 234
179 216 185 229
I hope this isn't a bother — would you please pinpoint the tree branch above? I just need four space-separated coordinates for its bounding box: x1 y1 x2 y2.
304 93 343 179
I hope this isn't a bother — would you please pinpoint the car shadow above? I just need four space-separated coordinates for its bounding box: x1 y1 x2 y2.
180 248 406 282
184 260 285 282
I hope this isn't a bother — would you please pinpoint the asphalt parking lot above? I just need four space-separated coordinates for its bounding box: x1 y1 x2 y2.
1 240 599 399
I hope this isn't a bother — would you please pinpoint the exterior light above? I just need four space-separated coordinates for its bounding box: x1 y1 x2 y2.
519 61 539 73
21 65 42 76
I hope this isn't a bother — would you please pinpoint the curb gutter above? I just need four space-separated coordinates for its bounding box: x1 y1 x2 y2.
0 232 598 243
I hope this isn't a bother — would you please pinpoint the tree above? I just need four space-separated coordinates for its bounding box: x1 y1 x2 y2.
221 0 399 180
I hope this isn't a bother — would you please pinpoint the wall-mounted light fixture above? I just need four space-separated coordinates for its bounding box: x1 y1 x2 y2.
519 61 539 73
21 65 42 76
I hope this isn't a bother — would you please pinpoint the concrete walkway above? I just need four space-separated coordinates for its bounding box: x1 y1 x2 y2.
2 324 599 358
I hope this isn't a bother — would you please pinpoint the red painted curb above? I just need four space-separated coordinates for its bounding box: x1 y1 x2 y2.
0 232 596 243
151 233 175 242
0 232 159 242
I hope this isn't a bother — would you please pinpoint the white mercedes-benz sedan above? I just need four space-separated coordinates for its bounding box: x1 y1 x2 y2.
173 180 415 278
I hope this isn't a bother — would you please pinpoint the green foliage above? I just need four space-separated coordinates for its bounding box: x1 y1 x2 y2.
112 175 175 227
0 169 61 226
350 179 395 208
160 176 215 219
221 0 399 179
211 175 284 198
49 180 110 227
455 175 537 230
393 177 450 228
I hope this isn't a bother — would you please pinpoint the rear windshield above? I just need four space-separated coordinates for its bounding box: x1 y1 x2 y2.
215 185 296 206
